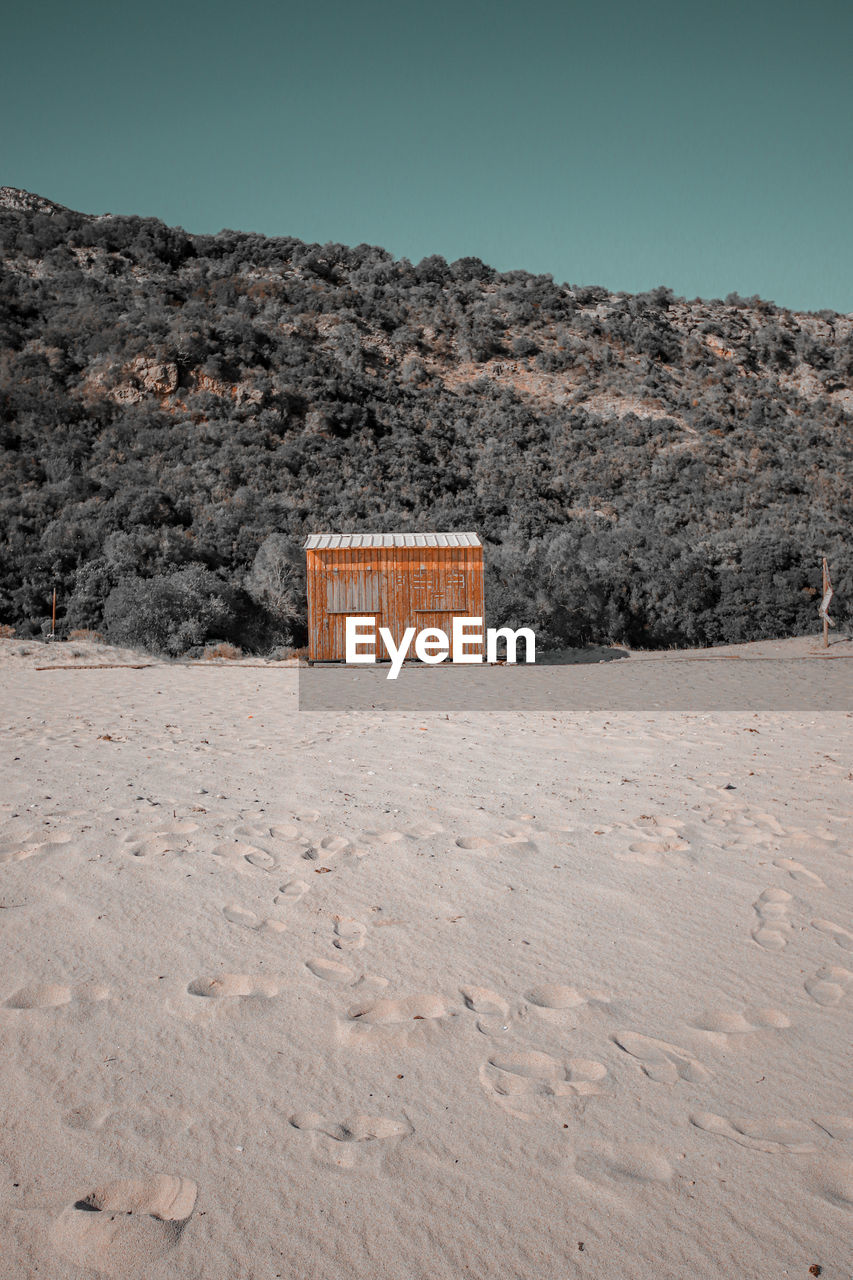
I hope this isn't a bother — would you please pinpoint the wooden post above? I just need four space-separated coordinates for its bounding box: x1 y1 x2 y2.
51 587 56 639
819 558 834 648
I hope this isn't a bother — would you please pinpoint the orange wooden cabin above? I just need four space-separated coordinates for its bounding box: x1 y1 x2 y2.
303 532 484 663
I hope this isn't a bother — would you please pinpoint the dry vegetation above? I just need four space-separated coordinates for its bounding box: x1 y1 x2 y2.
1 188 850 653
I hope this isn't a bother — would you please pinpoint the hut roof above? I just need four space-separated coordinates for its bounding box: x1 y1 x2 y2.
303 532 481 550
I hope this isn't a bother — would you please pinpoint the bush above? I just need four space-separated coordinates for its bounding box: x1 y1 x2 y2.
202 641 242 660
103 567 241 656
0 197 849 653
244 535 306 647
511 335 539 358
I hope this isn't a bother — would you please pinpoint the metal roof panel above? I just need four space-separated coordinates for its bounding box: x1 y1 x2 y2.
303 531 481 550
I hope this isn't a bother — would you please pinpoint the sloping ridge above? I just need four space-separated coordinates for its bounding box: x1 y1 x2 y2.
0 187 72 215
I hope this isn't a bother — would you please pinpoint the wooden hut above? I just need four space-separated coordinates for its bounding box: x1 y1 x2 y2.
303 532 484 663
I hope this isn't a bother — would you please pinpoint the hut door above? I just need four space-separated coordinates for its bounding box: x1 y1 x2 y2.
409 558 483 658
325 565 383 662
414 611 483 657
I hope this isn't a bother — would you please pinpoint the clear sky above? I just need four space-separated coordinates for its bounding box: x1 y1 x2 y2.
3 0 851 312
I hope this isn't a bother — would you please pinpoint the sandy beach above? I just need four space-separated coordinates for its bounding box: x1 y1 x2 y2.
1 636 851 1279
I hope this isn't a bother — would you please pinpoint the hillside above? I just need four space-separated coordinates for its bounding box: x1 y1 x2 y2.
0 187 850 653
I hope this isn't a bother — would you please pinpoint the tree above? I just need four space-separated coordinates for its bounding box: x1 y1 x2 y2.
245 535 306 645
103 567 240 655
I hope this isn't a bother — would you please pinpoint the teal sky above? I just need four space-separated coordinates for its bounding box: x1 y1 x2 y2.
3 0 851 312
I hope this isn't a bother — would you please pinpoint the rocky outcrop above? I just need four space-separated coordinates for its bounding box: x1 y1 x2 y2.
133 358 179 395
102 358 181 404
0 187 71 216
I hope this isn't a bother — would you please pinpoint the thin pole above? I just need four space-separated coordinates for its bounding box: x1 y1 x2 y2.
821 557 833 648
52 587 56 639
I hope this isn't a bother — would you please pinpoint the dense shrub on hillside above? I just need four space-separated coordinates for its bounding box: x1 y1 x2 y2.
102 567 242 656
0 190 850 652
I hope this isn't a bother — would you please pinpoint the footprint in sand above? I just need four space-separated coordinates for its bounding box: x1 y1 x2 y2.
574 1143 673 1187
772 857 825 887
5 983 73 1009
811 919 853 951
307 957 359 985
614 816 691 867
734 820 786 849
51 1174 197 1275
270 823 301 839
617 840 691 867
405 821 444 839
221 905 286 934
744 811 788 836
805 964 852 1007
726 810 780 840
289 1112 413 1142
124 823 199 859
62 1104 194 1141
690 1111 818 1154
4 982 110 1010
291 809 321 823
496 827 539 851
342 993 451 1044
62 1104 114 1133
481 1050 606 1114
460 985 512 1034
461 986 510 1017
523 985 615 1023
232 822 269 840
361 828 406 844
632 815 689 837
289 1112 412 1169
302 835 351 861
750 888 792 950
525 984 588 1011
700 806 782 850
233 821 300 841
613 1031 710 1084
187 975 279 998
211 841 279 872
305 957 389 991
787 826 838 849
333 918 366 950
274 879 310 904
240 847 279 871
688 1006 790 1037
455 830 537 853
0 829 72 864
348 993 447 1024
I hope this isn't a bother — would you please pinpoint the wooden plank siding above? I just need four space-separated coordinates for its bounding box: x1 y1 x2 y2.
304 534 484 663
